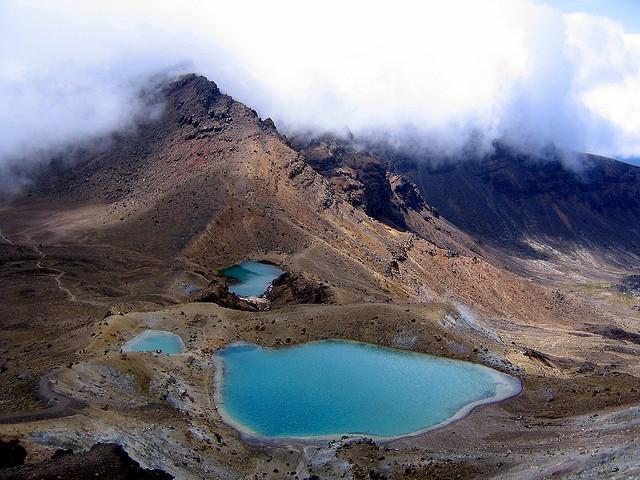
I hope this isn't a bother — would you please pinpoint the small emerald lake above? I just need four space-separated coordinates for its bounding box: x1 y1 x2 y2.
213 340 521 439
122 330 185 354
220 261 283 297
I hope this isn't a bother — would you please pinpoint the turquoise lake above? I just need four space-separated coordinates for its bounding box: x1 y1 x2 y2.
213 340 521 439
122 330 185 354
220 261 283 297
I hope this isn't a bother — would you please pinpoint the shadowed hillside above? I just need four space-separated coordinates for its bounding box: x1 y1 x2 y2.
393 146 640 265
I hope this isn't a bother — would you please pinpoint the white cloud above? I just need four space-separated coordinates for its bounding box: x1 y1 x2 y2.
566 15 640 156
1 0 640 189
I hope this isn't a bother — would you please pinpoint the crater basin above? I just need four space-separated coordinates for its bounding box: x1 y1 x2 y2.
213 340 521 440
220 261 283 297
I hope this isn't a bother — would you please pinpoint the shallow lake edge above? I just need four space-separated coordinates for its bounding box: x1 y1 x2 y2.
211 339 523 444
121 329 187 354
219 260 285 299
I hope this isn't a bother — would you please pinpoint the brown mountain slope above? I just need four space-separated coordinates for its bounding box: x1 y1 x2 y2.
2 74 640 479
292 133 640 283
1 74 606 320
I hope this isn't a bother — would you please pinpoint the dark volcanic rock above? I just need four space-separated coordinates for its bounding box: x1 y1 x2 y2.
522 347 552 366
588 325 640 345
388 174 426 212
611 275 640 296
189 279 258 311
190 271 332 310
393 145 640 262
0 443 172 480
293 136 410 230
0 439 26 468
266 272 333 308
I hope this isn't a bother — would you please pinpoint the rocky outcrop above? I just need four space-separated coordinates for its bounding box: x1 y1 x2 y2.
388 174 425 212
611 275 640 296
588 325 640 345
188 279 258 311
0 443 172 479
0 439 26 468
189 271 333 310
266 272 333 308
293 136 410 230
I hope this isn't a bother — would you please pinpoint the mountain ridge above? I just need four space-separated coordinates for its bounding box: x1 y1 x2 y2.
2 73 640 479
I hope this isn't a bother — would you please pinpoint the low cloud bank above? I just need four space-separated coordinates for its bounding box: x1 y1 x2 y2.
2 0 640 190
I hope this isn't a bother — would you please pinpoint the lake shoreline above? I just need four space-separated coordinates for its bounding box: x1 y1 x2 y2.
211 339 523 445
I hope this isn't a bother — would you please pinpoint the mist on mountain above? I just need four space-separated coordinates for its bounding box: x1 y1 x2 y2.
1 0 639 191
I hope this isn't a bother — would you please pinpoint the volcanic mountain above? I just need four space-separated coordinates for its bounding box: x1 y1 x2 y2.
394 147 640 269
292 133 640 281
1 74 640 479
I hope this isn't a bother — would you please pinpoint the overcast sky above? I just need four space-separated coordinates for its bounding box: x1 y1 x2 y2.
1 0 640 185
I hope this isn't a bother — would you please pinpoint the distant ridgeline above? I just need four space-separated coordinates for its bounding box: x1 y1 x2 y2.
390 145 640 261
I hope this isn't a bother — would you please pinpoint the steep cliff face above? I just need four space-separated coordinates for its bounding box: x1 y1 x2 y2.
292 135 410 230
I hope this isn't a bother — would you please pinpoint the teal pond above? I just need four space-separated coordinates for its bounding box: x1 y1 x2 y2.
122 330 185 354
220 261 283 297
213 340 521 439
